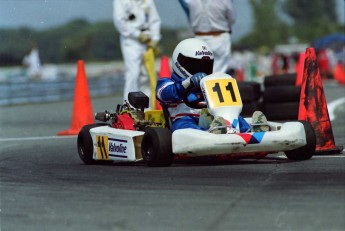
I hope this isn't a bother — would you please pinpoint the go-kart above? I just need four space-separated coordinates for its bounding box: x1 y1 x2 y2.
77 72 316 167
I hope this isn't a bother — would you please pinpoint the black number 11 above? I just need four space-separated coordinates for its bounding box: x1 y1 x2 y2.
212 82 237 103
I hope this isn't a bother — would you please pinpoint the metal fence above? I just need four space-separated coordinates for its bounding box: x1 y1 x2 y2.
0 75 124 106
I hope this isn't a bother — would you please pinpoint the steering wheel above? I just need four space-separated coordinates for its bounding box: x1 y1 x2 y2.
182 82 207 109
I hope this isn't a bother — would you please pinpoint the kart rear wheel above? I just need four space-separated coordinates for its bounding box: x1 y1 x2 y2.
285 121 316 160
77 123 109 164
142 128 173 167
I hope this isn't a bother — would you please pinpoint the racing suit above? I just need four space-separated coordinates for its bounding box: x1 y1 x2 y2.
178 0 235 73
113 0 161 101
22 47 41 78
156 72 250 132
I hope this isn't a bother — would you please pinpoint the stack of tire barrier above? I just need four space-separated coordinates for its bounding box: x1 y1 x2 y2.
238 81 262 117
263 73 300 121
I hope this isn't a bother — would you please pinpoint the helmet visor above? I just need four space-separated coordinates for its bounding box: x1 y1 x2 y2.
177 53 214 76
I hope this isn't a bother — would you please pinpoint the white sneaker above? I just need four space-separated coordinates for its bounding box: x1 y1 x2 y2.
209 116 227 134
251 111 270 132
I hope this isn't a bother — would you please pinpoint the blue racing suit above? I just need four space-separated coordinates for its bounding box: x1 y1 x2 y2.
156 72 203 132
156 72 250 133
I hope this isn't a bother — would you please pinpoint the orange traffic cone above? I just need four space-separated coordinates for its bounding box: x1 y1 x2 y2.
333 61 345 85
57 60 94 135
156 56 172 110
298 48 343 154
159 55 171 78
295 52 305 86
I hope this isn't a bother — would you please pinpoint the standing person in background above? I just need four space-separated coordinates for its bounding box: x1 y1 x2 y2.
178 0 235 73
113 0 161 101
22 41 41 79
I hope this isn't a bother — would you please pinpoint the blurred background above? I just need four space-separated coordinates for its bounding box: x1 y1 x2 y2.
0 0 344 104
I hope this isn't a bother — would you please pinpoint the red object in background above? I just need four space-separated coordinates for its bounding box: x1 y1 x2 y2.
236 69 244 82
295 52 305 86
156 56 172 110
57 60 94 135
271 53 280 75
317 49 330 80
333 61 345 85
298 48 342 154
159 56 171 78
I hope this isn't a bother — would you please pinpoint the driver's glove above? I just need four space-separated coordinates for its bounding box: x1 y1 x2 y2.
139 31 151 43
181 72 207 89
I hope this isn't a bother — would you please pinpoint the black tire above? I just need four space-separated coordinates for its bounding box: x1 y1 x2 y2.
238 82 256 103
77 123 109 164
264 73 297 87
264 102 299 121
263 86 301 103
142 127 173 167
241 101 261 117
285 121 316 160
246 81 262 101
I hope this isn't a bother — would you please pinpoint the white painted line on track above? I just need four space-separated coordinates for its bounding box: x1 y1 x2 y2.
328 97 345 121
0 135 77 142
312 155 345 158
276 154 345 159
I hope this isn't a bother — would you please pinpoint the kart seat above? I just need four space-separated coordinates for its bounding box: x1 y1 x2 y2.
160 103 172 130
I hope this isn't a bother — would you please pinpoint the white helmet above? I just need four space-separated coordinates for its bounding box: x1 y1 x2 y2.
172 38 214 79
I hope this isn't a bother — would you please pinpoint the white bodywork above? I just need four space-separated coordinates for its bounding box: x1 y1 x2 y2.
88 120 307 161
90 126 144 162
172 121 307 156
169 72 307 156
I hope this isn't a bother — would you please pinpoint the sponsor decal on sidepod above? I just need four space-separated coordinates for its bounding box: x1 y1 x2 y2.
108 138 128 158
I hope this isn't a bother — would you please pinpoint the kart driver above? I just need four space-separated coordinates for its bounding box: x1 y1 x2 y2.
156 38 254 134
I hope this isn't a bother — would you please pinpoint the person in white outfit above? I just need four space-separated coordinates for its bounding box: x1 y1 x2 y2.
22 42 41 79
178 0 235 73
113 0 161 101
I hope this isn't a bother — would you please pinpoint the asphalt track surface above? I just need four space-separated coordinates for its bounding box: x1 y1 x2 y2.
1 80 344 231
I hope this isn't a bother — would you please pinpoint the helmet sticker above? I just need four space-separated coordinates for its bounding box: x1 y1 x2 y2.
175 61 190 78
195 50 213 56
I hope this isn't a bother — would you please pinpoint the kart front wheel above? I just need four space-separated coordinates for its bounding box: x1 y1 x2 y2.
142 128 173 167
77 123 109 164
285 121 316 160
